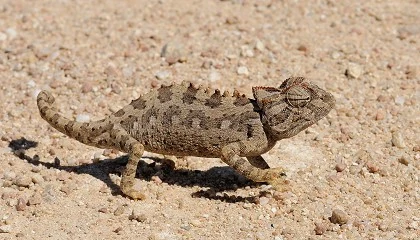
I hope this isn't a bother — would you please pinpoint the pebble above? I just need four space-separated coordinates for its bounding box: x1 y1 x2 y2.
331 51 341 59
98 207 108 213
335 163 347 172
155 70 171 80
237 66 249 76
76 114 90 123
14 175 32 187
391 131 406 149
208 70 221 82
129 209 147 222
375 109 386 120
81 82 93 93
6 28 17 39
114 205 125 216
366 161 379 173
16 198 27 211
190 219 203 227
93 151 103 162
104 65 119 78
31 174 44 184
398 155 410 166
258 196 270 206
397 25 420 39
255 40 265 52
0 225 12 233
113 227 123 234
330 209 349 225
240 46 254 57
0 32 6 41
243 202 253 209
314 221 327 235
394 96 405 105
4 171 16 181
161 41 187 64
28 193 42 205
345 62 362 79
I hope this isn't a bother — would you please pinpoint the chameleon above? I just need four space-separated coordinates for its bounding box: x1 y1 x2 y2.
37 77 335 199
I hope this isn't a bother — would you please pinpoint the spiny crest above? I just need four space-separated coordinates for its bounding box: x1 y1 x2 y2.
178 81 248 99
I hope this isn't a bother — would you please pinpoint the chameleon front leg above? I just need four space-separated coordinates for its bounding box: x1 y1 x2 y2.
221 143 287 189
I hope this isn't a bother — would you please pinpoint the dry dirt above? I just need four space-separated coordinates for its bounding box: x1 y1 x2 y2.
0 0 419 239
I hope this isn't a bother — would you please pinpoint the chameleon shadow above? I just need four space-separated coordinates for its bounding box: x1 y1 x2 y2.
9 138 261 203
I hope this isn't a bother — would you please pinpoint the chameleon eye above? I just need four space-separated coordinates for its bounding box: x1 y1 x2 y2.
286 86 311 108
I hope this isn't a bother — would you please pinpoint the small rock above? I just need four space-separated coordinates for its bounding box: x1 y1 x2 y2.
331 51 341 59
208 70 221 82
398 155 410 166
225 16 239 25
129 209 147 222
93 151 103 162
255 40 265 51
14 175 32 187
0 225 12 233
122 67 134 78
28 193 42 205
240 46 254 57
104 65 119 78
314 221 327 235
258 196 270 206
4 171 16 181
375 109 386 120
330 209 349 225
111 83 122 94
366 161 379 173
98 207 108 213
76 114 90 123
391 131 406 149
394 96 405 105
345 63 362 79
161 42 187 64
405 65 418 79
6 28 17 39
114 205 125 216
31 174 44 184
397 25 420 39
113 227 123 234
155 70 170 80
297 44 308 52
242 202 253 209
335 163 347 172
237 66 249 76
408 220 418 230
81 82 93 93
16 198 27 211
0 32 6 41
190 219 203 227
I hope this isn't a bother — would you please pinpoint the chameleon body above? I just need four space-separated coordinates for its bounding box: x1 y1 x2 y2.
37 77 335 199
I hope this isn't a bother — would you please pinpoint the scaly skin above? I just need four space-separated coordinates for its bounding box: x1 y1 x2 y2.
37 77 335 199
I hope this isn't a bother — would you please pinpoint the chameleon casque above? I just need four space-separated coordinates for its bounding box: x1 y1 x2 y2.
37 77 335 199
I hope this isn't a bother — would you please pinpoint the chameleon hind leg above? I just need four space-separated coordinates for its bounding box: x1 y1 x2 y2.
110 127 146 200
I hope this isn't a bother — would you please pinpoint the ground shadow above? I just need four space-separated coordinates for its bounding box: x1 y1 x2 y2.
9 137 264 203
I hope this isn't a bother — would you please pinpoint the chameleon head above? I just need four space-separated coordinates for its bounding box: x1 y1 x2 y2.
252 77 335 140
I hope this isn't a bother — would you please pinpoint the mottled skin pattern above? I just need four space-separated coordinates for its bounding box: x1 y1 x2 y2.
37 77 335 199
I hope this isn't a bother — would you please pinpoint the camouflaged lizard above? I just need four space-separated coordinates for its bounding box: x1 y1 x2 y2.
37 77 335 199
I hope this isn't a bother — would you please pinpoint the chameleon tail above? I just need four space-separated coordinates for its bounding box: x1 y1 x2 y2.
37 90 112 146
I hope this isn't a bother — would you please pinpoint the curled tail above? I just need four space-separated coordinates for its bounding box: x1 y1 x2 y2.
37 91 112 147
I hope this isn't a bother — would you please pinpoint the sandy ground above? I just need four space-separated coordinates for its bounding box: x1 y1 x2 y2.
0 0 419 239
